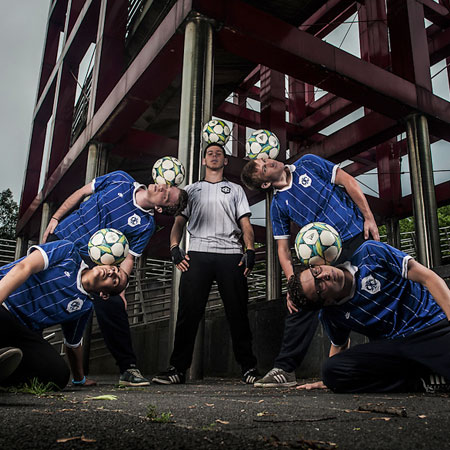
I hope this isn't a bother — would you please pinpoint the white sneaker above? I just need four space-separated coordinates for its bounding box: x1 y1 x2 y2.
254 367 296 388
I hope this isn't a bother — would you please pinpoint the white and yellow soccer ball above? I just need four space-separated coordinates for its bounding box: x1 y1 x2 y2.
152 156 185 186
88 228 130 266
202 119 231 145
295 222 342 266
245 129 280 159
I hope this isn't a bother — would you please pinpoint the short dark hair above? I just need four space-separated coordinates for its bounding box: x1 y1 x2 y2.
203 143 227 158
160 188 188 216
240 160 269 191
287 266 324 311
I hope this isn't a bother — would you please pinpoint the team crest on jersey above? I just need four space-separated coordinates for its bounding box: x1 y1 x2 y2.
67 298 84 313
361 275 381 294
298 174 312 188
221 186 231 194
128 214 141 227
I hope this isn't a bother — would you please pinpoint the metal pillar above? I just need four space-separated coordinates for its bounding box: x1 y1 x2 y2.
39 202 52 244
405 115 441 268
83 142 109 374
385 217 401 250
265 190 281 300
169 15 214 380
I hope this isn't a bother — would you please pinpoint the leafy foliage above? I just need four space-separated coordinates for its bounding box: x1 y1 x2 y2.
0 189 18 239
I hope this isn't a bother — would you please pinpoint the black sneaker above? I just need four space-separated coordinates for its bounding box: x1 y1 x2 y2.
420 373 450 393
119 368 150 387
0 347 23 383
242 368 260 384
152 366 185 385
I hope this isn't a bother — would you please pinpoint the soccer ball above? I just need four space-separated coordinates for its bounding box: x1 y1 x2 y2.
294 222 342 266
202 119 231 145
88 228 130 266
152 156 185 186
245 129 280 159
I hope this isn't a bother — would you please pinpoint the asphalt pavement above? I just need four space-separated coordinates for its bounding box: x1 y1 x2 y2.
1 376 449 450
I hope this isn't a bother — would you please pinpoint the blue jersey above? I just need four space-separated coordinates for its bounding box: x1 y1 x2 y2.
320 241 446 345
2 241 93 346
54 171 155 258
270 154 364 242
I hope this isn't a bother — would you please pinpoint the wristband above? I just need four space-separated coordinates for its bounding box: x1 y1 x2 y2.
72 376 86 385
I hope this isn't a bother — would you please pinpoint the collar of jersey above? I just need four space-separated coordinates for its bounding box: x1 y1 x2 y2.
273 165 295 193
133 182 154 215
77 260 92 298
334 261 358 305
199 177 228 184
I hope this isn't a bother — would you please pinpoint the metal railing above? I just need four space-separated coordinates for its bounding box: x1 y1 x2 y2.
0 238 16 266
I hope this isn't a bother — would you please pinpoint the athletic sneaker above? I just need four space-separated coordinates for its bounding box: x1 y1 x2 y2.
119 368 150 386
242 367 260 384
254 367 297 388
0 347 23 383
420 373 450 394
152 366 185 385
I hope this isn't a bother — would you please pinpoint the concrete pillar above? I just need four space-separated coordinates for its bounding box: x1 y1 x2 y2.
14 236 29 260
83 142 109 374
39 202 52 244
169 15 214 380
385 217 401 250
265 191 281 300
405 114 441 267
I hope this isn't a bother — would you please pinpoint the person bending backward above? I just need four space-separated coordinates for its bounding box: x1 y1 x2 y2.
152 143 259 385
240 154 380 387
42 170 188 386
289 241 450 393
0 240 128 389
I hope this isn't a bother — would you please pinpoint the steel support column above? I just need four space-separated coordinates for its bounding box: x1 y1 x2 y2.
169 15 214 380
385 218 401 250
406 115 441 267
265 190 281 300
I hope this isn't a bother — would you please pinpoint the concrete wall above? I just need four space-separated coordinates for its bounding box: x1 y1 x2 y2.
89 298 365 380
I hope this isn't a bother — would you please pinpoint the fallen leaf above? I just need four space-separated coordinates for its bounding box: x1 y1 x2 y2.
215 419 229 425
85 395 118 401
205 403 214 407
81 436 96 443
57 436 81 443
371 417 391 421
418 415 427 419
257 411 269 417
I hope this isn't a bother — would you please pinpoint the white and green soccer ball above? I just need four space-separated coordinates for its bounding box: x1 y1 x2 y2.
152 156 185 186
295 222 342 266
88 228 130 266
245 129 280 159
202 119 231 145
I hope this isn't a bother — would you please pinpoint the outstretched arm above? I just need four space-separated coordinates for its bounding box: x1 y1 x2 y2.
42 183 94 243
335 168 379 241
407 259 450 319
277 238 297 313
0 250 45 305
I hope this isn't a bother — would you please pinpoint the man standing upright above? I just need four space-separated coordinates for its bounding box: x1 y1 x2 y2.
152 144 259 384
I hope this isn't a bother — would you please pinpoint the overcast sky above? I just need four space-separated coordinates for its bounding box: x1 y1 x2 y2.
0 1 49 201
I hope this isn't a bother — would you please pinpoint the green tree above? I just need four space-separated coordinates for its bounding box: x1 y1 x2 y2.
0 189 18 239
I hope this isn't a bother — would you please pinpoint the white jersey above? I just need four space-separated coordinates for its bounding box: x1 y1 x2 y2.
182 180 251 254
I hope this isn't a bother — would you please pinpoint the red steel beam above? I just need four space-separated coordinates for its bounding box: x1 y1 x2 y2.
17 0 191 232
192 0 450 140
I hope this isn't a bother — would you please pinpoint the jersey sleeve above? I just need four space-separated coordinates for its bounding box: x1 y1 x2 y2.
301 154 337 185
93 171 134 193
127 220 156 257
27 240 76 270
358 241 411 279
320 311 351 347
61 311 92 347
234 185 251 220
270 197 290 239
